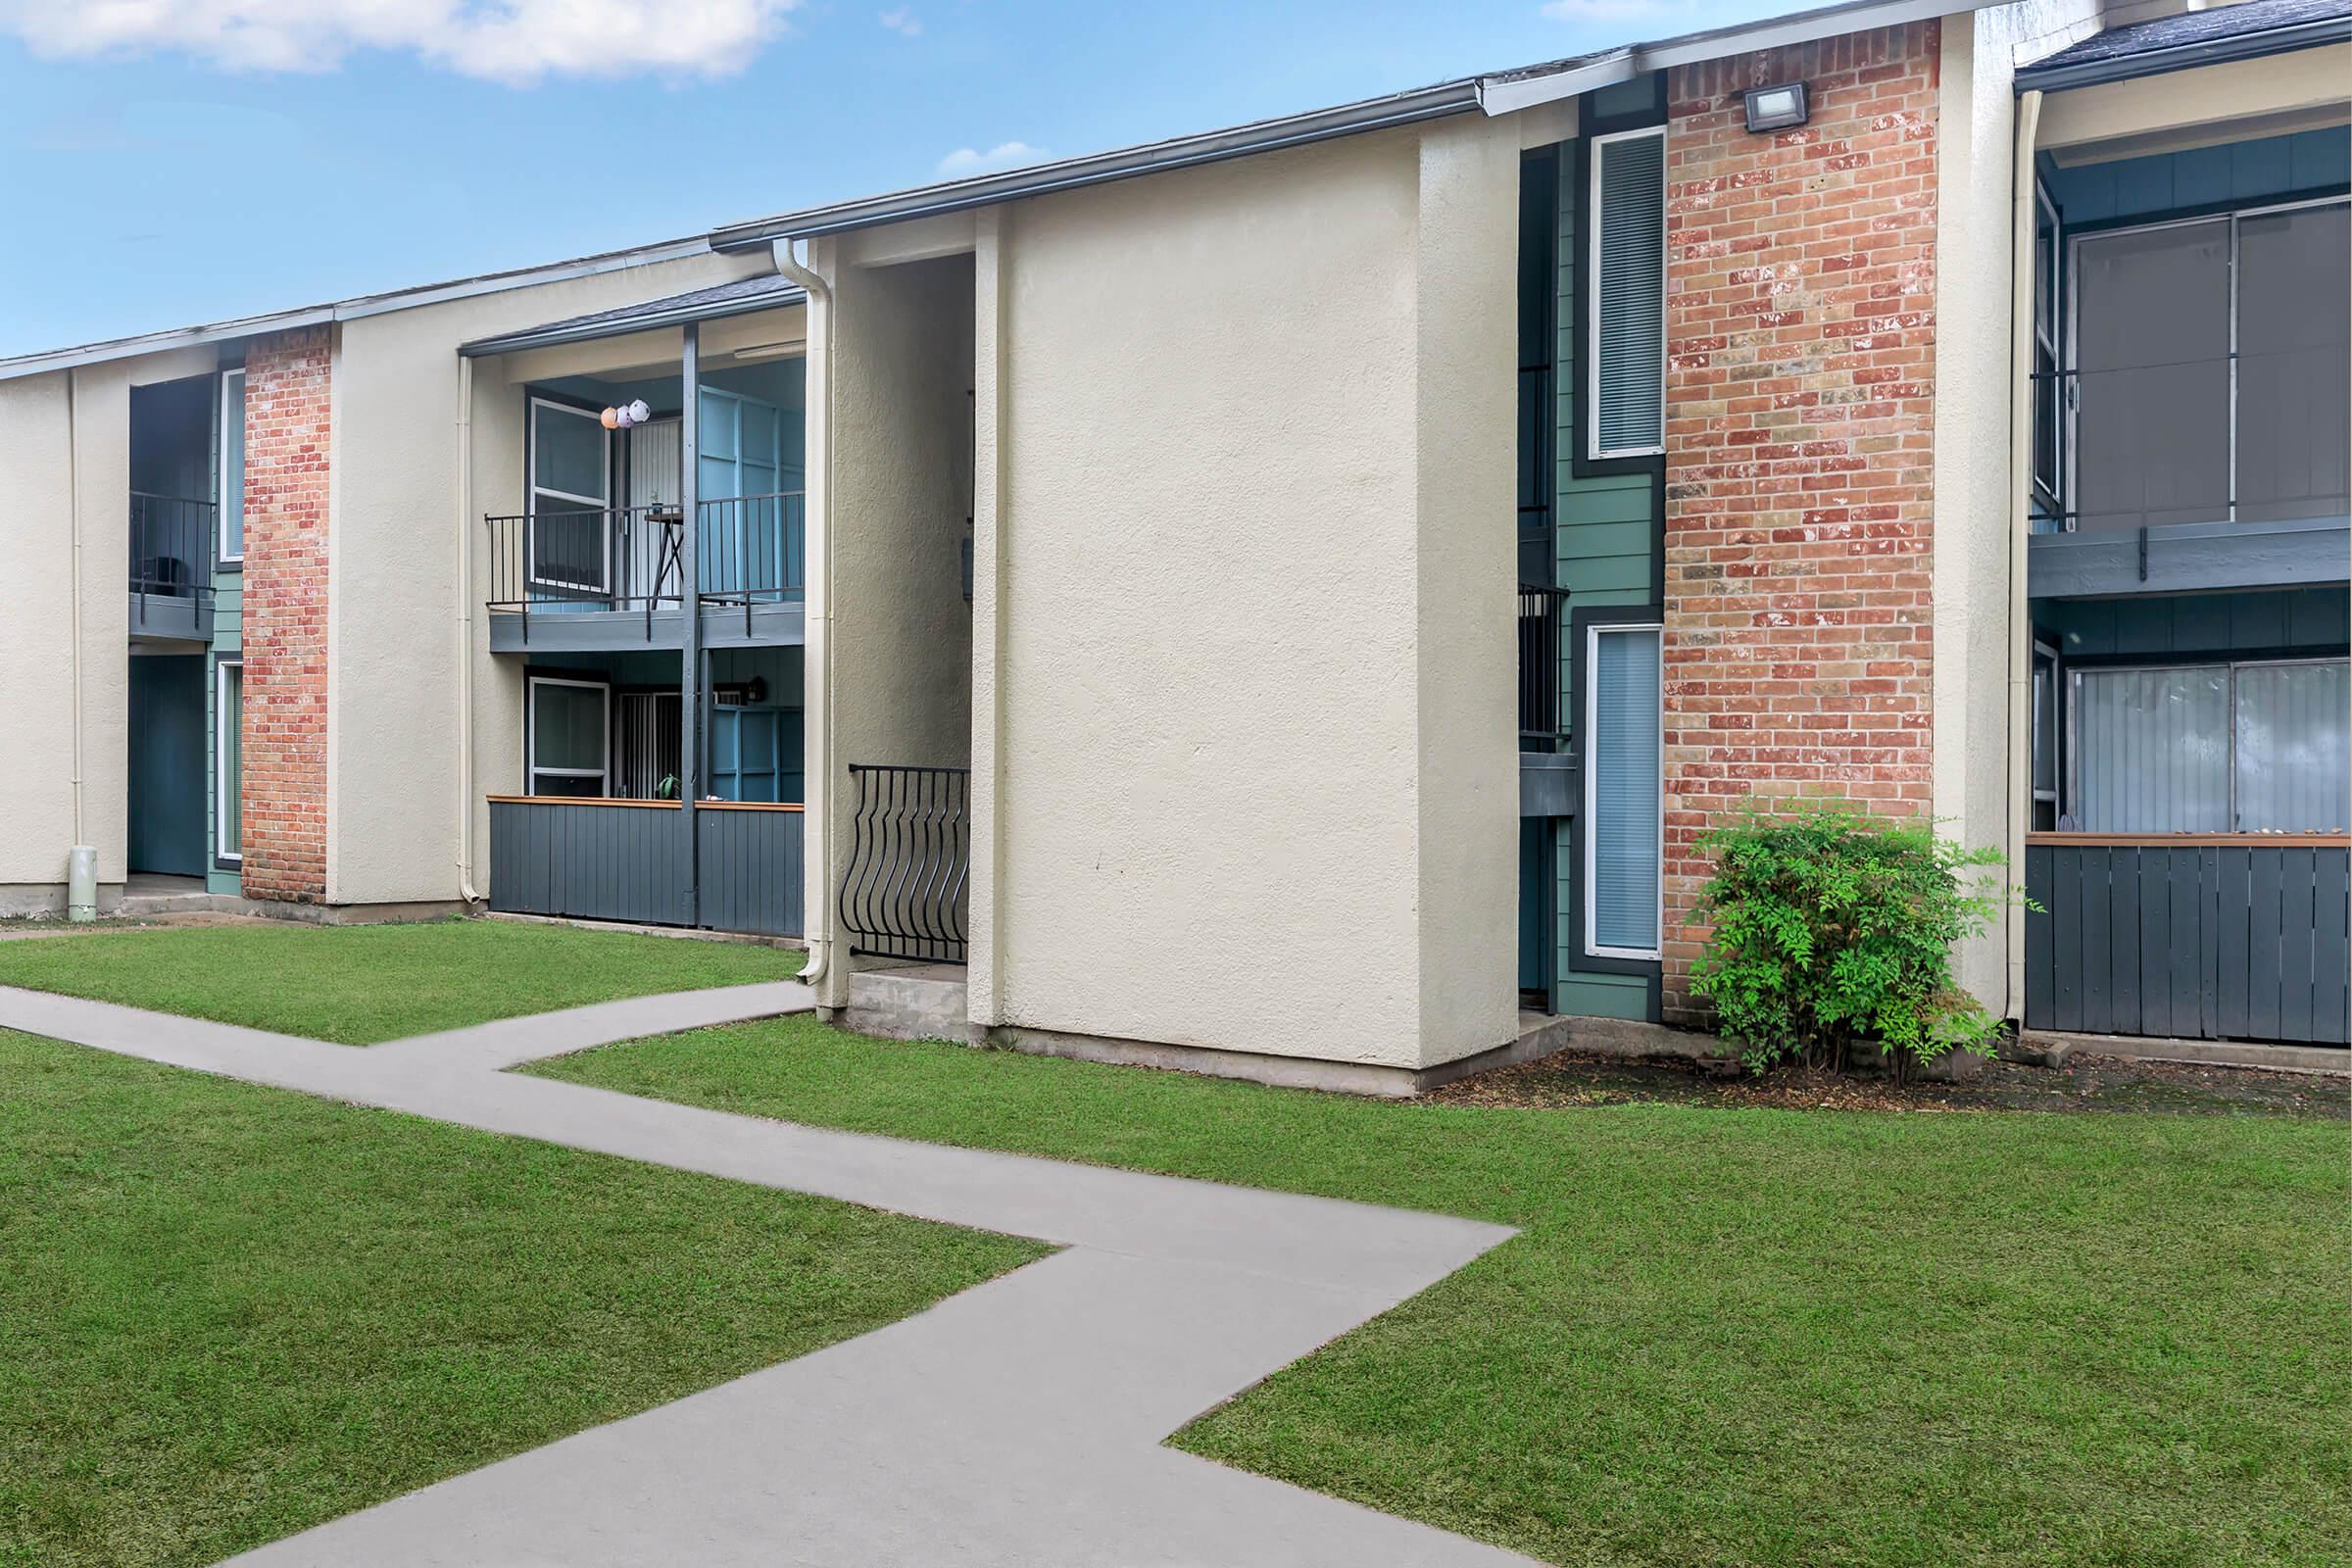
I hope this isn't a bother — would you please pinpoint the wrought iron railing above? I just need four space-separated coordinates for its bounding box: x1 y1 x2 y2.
128 491 216 612
484 493 808 640
484 505 686 639
698 491 807 635
841 764 969 963
1519 584 1569 752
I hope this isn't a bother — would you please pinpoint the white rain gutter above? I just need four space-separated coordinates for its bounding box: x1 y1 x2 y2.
2005 89 2043 1021
770 237 837 997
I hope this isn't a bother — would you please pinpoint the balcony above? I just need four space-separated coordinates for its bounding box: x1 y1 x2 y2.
484 493 807 652
486 796 806 937
128 491 217 642
1518 585 1573 819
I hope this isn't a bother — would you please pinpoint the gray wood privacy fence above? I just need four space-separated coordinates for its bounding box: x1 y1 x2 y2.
2025 838 2349 1046
488 798 803 938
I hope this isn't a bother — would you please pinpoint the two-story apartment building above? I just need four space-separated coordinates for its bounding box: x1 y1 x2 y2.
1 0 2342 1089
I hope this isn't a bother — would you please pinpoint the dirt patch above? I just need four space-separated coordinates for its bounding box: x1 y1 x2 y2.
1436 1049 2350 1119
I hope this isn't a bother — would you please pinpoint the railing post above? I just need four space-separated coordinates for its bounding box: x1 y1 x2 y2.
680 322 704 926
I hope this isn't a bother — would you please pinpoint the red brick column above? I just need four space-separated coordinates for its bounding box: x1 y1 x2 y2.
1660 23 1940 1018
240 326 331 904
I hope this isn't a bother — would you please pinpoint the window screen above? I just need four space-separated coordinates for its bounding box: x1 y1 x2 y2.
2071 660 2351 833
1588 625 1663 956
1592 129 1665 457
2235 203 2352 526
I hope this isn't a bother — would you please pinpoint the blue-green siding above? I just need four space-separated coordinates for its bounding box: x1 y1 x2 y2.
1550 139 1660 1020
2042 126 2348 226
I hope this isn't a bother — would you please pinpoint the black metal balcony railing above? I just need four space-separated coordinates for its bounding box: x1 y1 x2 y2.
1519 585 1569 752
699 491 808 636
128 491 216 612
841 764 970 963
484 494 807 640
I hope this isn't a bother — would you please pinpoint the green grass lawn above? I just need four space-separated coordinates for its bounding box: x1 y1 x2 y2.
0 919 796 1043
535 1017 2352 1568
0 1031 1045 1568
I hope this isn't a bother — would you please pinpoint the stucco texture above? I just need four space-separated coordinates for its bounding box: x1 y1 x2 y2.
971 121 1521 1070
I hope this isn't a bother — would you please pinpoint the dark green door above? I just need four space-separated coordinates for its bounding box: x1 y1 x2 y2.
127 655 208 877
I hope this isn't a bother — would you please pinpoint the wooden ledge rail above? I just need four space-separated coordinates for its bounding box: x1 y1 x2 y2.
485 795 804 812
2026 832 2350 848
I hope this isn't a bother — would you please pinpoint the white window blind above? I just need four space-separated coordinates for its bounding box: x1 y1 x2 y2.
2234 662 2351 832
1591 128 1666 458
1587 625 1663 956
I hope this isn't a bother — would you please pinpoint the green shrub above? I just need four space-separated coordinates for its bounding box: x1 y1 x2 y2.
1687 801 2024 1078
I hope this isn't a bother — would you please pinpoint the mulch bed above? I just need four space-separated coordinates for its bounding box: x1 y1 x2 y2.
1437 1048 2350 1118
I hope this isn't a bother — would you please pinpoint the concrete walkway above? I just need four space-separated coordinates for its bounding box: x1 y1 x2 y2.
0 982 1532 1567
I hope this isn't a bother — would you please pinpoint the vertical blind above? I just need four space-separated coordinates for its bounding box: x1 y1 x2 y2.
1592 129 1666 456
1590 626 1662 955
2072 660 2351 833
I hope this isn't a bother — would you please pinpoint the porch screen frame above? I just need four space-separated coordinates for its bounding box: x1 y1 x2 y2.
524 674 612 798
2065 655 2352 833
2062 193 2351 533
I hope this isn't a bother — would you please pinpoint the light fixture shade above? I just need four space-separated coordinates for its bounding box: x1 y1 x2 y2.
1743 81 1809 133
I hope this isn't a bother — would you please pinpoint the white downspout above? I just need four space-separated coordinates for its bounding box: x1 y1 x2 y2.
772 237 837 994
455 354 482 906
66 368 84 849
2005 89 2043 1023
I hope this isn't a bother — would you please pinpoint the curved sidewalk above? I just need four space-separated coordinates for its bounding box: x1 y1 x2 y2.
0 982 1533 1568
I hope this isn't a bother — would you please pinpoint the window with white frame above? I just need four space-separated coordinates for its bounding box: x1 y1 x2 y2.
218 368 245 564
2031 641 2060 832
527 398 612 595
215 660 242 863
2069 658 2351 834
2030 185 2061 527
1585 622 1664 958
1589 126 1667 460
526 676 610 798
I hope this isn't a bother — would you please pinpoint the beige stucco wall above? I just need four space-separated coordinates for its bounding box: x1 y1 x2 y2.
0 370 90 899
1933 0 2106 1013
961 118 1520 1070
329 248 773 906
0 346 216 904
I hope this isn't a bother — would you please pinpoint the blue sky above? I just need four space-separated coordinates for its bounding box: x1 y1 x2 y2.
0 0 1789 357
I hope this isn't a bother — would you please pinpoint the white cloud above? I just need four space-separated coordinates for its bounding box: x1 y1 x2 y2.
878 7 921 36
936 140 1047 176
0 0 801 83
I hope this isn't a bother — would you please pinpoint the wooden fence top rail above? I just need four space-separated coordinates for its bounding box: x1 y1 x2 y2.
2026 832 2351 848
486 795 805 812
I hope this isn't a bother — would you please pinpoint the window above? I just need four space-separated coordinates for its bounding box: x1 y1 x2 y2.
526 677 610 798
218 368 245 564
1589 126 1666 459
1585 623 1663 958
527 398 612 595
2067 198 2350 532
215 660 242 863
2030 186 2061 527
2032 640 2060 832
2070 659 2350 833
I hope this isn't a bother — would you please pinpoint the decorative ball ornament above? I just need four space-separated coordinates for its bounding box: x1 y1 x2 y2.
615 407 635 429
600 407 619 429
627 400 652 424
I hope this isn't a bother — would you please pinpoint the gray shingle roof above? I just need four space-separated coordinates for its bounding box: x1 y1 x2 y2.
458 273 806 358
2017 0 2352 90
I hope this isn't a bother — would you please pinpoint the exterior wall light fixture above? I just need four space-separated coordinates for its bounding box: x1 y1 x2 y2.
1743 81 1809 133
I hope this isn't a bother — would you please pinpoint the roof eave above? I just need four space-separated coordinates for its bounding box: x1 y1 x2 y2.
458 280 808 359
2013 13 2352 93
